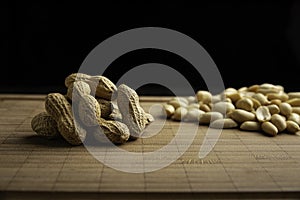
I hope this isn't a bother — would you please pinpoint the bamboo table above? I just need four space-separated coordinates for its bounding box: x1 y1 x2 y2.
0 94 300 199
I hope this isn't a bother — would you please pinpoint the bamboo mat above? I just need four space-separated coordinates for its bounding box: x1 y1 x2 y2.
1 94 300 199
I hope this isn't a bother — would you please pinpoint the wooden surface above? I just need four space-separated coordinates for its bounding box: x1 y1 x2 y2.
1 94 300 199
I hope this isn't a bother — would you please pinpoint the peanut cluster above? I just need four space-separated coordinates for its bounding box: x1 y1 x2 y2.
31 73 153 145
163 83 300 137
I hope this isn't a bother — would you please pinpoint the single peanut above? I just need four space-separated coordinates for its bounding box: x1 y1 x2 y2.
210 118 238 129
229 109 256 123
236 98 253 112
288 113 300 125
94 118 130 144
279 102 292 116
288 92 300 99
267 92 288 102
31 112 60 138
78 94 101 127
66 81 91 102
270 114 287 132
267 104 280 115
163 104 175 118
240 121 261 131
286 98 300 107
117 84 147 139
256 106 271 122
45 93 86 145
261 121 278 136
252 93 270 105
172 107 188 121
286 120 300 133
196 90 212 104
212 102 235 115
97 98 113 119
199 112 223 124
199 103 211 112
184 108 204 122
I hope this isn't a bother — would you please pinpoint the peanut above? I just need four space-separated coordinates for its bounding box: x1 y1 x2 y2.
31 112 60 138
199 103 211 112
240 121 261 131
66 81 91 102
235 98 253 112
279 102 292 116
210 118 238 129
45 93 86 145
267 92 288 102
252 93 270 105
286 120 300 133
261 121 278 136
288 113 300 125
286 98 300 107
163 104 175 118
94 118 130 144
199 112 223 124
117 84 147 138
78 94 101 127
97 98 113 119
256 106 271 122
229 109 256 123
270 114 286 132
184 108 204 122
267 104 280 115
65 73 117 101
196 90 212 104
212 102 235 115
288 92 300 99
172 107 188 121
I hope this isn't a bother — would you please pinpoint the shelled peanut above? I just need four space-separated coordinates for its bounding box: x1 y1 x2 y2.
31 73 153 145
163 83 300 136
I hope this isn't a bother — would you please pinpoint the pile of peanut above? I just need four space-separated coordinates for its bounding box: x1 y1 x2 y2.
163 83 300 136
31 73 153 145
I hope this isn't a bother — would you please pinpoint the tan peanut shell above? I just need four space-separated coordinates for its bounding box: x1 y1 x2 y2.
45 93 86 145
240 121 261 131
94 118 130 144
97 98 113 119
210 118 238 129
117 84 147 138
261 121 278 136
78 95 101 127
31 112 60 138
66 81 91 102
65 73 117 101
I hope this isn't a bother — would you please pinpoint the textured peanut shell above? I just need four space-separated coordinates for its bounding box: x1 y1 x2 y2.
78 95 101 127
117 84 147 138
31 112 60 138
65 73 117 101
66 81 91 102
97 98 113 119
95 118 130 144
45 93 86 145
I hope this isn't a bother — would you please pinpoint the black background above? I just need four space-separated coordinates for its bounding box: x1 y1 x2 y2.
1 1 300 95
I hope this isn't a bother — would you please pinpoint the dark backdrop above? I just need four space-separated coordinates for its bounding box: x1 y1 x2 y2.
2 1 300 95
